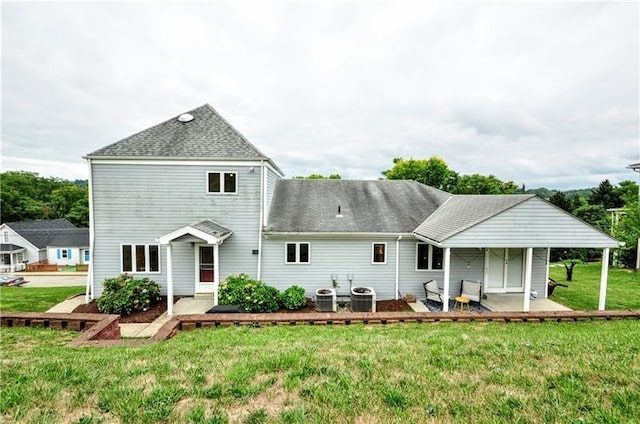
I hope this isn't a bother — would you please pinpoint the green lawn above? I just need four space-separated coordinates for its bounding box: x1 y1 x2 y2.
1 321 639 423
0 286 85 312
548 262 640 310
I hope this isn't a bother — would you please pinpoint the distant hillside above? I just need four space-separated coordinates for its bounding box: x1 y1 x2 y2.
526 187 593 200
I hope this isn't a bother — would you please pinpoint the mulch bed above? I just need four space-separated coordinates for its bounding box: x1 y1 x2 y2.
72 298 413 323
72 296 178 323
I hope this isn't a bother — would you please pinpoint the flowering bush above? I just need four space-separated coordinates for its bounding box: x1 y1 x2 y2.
218 274 280 313
97 274 161 315
280 285 307 310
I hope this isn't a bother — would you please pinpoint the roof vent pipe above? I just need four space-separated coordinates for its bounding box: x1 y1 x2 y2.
336 205 343 218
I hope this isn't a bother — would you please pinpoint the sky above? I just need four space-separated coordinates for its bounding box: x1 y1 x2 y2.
2 0 639 190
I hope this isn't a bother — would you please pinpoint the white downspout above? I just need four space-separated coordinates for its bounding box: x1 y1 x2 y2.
86 159 95 302
395 235 401 300
257 161 265 280
544 247 551 299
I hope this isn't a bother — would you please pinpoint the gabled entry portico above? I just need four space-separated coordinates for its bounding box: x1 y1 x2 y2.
157 220 232 316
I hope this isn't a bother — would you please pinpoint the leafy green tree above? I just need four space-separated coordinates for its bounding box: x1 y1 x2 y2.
612 202 640 268
573 203 609 232
382 157 459 191
590 179 623 209
453 174 519 194
293 174 342 179
615 180 639 206
0 171 88 226
549 191 572 212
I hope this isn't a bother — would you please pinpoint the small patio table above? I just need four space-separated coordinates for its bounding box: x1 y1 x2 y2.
454 296 470 312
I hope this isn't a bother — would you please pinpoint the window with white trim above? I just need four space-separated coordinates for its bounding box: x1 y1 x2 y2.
122 244 160 273
372 243 386 264
2 231 9 243
416 243 443 270
61 249 69 259
207 172 237 194
285 242 310 264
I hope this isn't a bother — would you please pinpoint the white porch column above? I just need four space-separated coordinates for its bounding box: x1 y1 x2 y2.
598 247 610 311
213 243 220 306
544 248 551 299
443 247 451 312
167 242 174 316
523 247 533 312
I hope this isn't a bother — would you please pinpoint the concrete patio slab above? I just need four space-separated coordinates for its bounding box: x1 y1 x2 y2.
482 294 572 312
408 301 429 312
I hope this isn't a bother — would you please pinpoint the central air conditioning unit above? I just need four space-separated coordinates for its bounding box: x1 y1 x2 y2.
350 286 376 312
315 288 337 312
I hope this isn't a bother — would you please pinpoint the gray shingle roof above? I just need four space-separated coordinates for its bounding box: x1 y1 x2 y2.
6 218 76 231
191 220 232 239
12 228 89 249
86 104 283 174
0 244 26 252
413 195 534 243
265 180 452 233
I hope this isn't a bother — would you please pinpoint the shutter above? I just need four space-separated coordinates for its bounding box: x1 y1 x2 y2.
68 250 72 259
57 249 61 259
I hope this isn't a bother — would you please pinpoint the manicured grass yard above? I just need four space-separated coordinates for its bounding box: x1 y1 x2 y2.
2 320 639 423
548 262 640 310
0 286 85 312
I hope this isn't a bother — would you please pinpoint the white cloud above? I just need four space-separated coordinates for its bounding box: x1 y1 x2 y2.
1 1 638 189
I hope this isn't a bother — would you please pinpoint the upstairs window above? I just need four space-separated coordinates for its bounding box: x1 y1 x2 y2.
285 242 310 264
2 231 8 243
208 172 237 194
372 243 386 264
122 244 160 273
416 243 444 270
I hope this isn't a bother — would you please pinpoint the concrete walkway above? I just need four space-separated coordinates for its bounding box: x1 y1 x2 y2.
46 294 87 313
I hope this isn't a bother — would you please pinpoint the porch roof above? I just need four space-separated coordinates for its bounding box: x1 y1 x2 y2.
157 219 232 245
0 243 26 253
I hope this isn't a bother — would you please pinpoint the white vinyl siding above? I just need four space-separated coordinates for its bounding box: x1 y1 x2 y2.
90 163 262 297
444 197 620 248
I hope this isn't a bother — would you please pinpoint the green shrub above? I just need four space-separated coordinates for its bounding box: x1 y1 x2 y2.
97 274 161 315
218 274 280 313
280 285 307 310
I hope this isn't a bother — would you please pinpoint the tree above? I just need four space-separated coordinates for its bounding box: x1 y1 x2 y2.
382 157 459 191
573 203 609 232
612 201 640 268
590 179 623 209
293 174 342 179
0 171 89 226
549 191 572 212
453 174 519 194
615 180 639 206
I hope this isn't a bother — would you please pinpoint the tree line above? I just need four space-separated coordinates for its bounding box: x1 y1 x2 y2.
2 161 638 268
0 171 89 227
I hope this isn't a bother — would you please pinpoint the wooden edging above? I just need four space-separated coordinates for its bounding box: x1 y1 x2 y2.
1 309 639 347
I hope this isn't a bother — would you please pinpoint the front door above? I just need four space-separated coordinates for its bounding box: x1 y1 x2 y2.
485 248 524 293
197 245 215 293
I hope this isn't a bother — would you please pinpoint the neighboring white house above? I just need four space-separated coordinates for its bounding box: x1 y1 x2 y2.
0 219 90 271
85 104 622 314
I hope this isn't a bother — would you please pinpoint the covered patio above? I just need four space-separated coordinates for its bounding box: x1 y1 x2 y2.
0 244 26 273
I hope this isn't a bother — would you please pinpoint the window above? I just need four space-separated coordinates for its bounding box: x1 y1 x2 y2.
2 231 8 243
122 244 160 273
84 250 90 262
61 249 69 259
372 243 386 264
207 172 237 194
285 242 310 264
416 243 444 270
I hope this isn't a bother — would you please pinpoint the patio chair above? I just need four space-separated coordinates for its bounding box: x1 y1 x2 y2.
423 280 444 304
460 280 482 303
